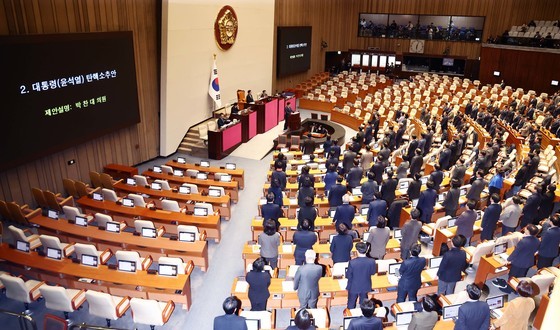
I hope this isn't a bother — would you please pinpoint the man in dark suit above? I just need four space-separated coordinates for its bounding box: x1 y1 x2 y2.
454 284 490 330
442 179 461 217
409 148 424 177
506 224 540 278
347 299 383 330
293 220 317 265
331 224 353 263
417 180 437 223
269 164 286 206
466 170 487 203
333 194 355 230
261 192 284 229
456 199 478 245
437 235 468 295
405 135 419 161
283 101 293 130
342 150 357 174
396 244 426 302
537 215 560 268
328 176 347 207
519 186 543 228
438 145 452 170
370 156 385 185
400 209 422 259
246 258 271 311
286 309 317 330
377 142 391 162
395 123 406 149
213 296 247 330
450 159 467 185
429 164 444 192
480 194 502 241
360 172 378 205
367 192 387 227
297 196 317 230
380 170 397 207
301 133 316 155
346 159 363 189
331 143 342 161
346 242 377 308
246 90 254 103
294 249 322 308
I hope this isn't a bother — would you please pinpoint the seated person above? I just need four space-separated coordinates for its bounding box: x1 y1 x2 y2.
217 113 231 128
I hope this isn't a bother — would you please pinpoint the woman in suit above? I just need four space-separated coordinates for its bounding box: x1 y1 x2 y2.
408 296 438 330
366 216 390 259
246 257 271 311
491 280 539 330
258 219 281 269
330 223 353 263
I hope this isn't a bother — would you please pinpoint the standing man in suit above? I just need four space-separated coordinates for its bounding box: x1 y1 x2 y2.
454 284 490 330
437 235 468 295
367 192 387 227
450 159 467 185
294 250 322 309
298 196 317 230
499 195 523 235
429 164 444 192
293 220 317 265
505 224 540 278
283 101 293 130
409 148 424 177
442 178 461 217
261 192 284 229
370 155 385 185
286 309 317 330
246 90 254 103
333 194 355 230
417 180 437 223
405 135 419 161
380 169 398 207
519 186 542 228
301 133 316 155
328 176 347 207
400 209 422 259
537 214 560 268
347 299 383 330
360 172 378 205
330 224 354 264
213 296 248 330
342 149 357 174
408 296 439 330
346 242 377 308
456 200 478 245
439 145 452 170
246 258 271 311
466 170 487 204
480 194 502 241
346 159 364 189
269 163 287 206
396 243 426 302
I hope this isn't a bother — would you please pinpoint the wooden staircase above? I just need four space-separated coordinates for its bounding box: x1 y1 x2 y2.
177 125 208 157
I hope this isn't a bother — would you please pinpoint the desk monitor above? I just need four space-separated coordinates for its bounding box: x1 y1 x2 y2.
46 247 62 260
220 174 232 182
448 217 458 227
81 254 98 267
245 319 260 330
343 316 359 329
394 228 402 239
486 294 507 310
399 181 409 190
151 182 162 190
493 71 501 77
196 172 208 180
280 148 289 153
126 178 136 186
200 160 210 167
173 169 184 177
208 188 222 197
153 166 162 173
106 221 121 233
494 242 507 255
16 240 30 252
329 233 336 243
177 157 186 164
351 187 362 196
476 210 482 220
122 198 134 207
75 215 88 227
118 260 136 272
141 227 157 238
318 163 326 170
225 163 236 170
179 231 196 242
420 176 428 185
361 207 369 215
460 187 467 197
411 199 419 208
158 264 178 277
429 256 443 268
438 192 446 203
363 232 370 242
92 192 103 201
388 262 402 275
396 311 415 326
442 304 461 320
289 318 314 327
329 209 336 218
193 207 208 216
552 80 559 87
47 209 59 220
178 186 191 194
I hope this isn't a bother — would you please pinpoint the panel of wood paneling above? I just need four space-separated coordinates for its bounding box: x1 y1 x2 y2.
0 0 159 206
274 0 560 91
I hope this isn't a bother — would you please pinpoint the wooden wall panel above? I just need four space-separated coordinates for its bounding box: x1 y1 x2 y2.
0 0 159 207
274 0 560 91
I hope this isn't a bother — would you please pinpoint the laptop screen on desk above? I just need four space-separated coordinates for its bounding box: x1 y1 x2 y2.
16 240 30 252
208 188 222 197
177 157 186 164
153 166 162 173
173 169 184 177
158 264 178 276
486 294 507 310
494 242 507 255
412 199 419 207
438 193 446 203
396 311 415 326
179 231 196 242
363 232 370 242
388 262 402 275
126 178 136 186
343 316 358 329
329 209 336 218
200 161 210 167
226 163 236 170
46 247 62 260
75 215 88 227
399 181 409 190
220 174 232 182
179 186 191 194
151 182 162 190
196 172 208 180
245 319 260 330
92 192 103 201
81 254 98 267
393 229 402 239
420 176 428 185
302 154 310 161
448 218 457 227
361 207 369 215
193 207 208 216
141 227 156 238
47 209 59 220
429 256 443 268
442 304 461 320
118 260 136 272
460 187 467 197
122 198 134 207
106 221 120 233
351 187 362 196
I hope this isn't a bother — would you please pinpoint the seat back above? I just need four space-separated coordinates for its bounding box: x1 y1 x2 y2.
62 179 79 199
74 181 90 198
0 274 32 303
177 225 200 240
158 257 185 274
89 171 103 188
62 206 81 221
332 262 349 278
376 259 397 273
133 175 149 186
100 173 114 189
8 225 28 242
94 213 113 227
161 200 181 212
127 194 146 207
198 124 209 140
240 310 273 329
32 188 49 209
115 250 141 265
7 203 30 225
185 169 199 177
85 290 118 320
154 179 171 191
208 186 225 197
43 314 68 330
194 202 213 214
130 298 165 326
161 165 173 175
532 273 555 297
134 219 156 234
74 243 99 260
182 183 198 194
40 285 73 312
44 191 63 212
0 200 13 221
471 241 495 265
39 235 64 251
307 308 329 328
101 188 118 202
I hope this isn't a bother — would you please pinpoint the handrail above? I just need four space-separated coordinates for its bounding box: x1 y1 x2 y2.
0 308 37 330
69 323 128 330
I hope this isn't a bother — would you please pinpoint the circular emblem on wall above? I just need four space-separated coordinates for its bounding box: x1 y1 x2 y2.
214 6 238 51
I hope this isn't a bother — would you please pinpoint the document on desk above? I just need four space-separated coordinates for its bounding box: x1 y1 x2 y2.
425 268 438 280
289 198 298 205
282 244 293 253
282 280 295 292
288 265 300 278
388 275 400 285
441 228 454 237
235 280 248 293
355 216 367 223
251 245 261 253
338 279 348 290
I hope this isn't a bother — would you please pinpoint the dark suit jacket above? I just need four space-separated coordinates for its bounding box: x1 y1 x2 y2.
270 170 287 189
293 231 317 262
456 209 477 238
439 148 452 170
406 140 419 160
442 188 460 214
346 256 377 293
360 180 377 204
371 162 385 185
342 151 357 174
347 316 383 330
410 155 423 177
466 178 487 201
367 199 387 226
508 236 540 268
429 170 444 191
301 137 316 155
297 206 317 230
297 186 315 207
213 314 248 330
246 270 271 306
451 165 467 184
481 203 502 241
407 180 422 200
328 184 347 207
520 192 541 227
387 200 409 228
330 234 353 263
334 204 355 229
401 219 422 251
437 247 467 282
381 178 397 205
417 188 437 223
398 256 426 291
331 144 342 160
347 166 364 189
454 301 490 330
539 226 560 258
261 203 283 223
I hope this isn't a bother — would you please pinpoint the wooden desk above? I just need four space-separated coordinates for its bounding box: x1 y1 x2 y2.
103 163 138 181
432 220 483 256
113 181 231 220
263 181 326 198
473 247 514 288
0 244 193 309
142 170 239 202
76 197 222 242
208 121 243 160
30 215 209 271
165 160 245 189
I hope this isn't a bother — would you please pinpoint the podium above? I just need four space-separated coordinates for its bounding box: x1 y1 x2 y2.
288 112 301 131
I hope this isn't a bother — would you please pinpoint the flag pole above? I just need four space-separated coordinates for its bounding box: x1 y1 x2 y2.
212 54 216 113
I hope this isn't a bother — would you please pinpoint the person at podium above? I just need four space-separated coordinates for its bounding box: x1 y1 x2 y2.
246 90 254 103
259 90 268 99
217 113 231 129
230 103 239 118
284 101 293 130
